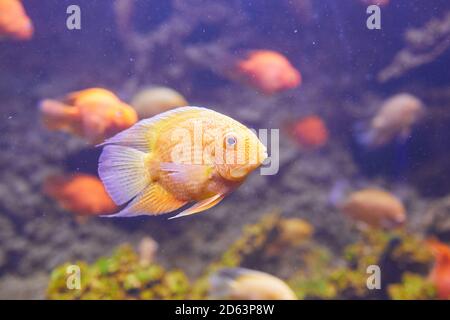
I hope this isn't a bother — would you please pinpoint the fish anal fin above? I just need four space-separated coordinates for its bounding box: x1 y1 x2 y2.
169 193 225 220
106 183 187 218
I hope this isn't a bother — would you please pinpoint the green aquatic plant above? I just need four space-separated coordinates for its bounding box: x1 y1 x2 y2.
47 245 190 300
287 229 435 300
288 247 337 299
388 273 436 300
47 213 437 300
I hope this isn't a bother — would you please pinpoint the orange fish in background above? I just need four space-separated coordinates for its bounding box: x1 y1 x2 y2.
357 93 425 148
235 50 301 95
427 239 450 299
290 116 329 149
0 0 33 40
43 173 118 222
339 188 406 230
39 88 138 145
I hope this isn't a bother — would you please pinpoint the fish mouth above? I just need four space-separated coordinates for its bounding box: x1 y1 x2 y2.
262 150 268 162
259 148 268 165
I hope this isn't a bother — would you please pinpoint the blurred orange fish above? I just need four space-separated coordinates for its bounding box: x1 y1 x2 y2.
235 50 301 95
290 116 329 149
357 93 424 147
340 188 406 229
0 0 33 40
39 88 138 145
427 239 450 299
44 173 118 221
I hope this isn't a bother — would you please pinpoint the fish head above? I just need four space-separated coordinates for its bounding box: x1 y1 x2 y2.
282 67 301 90
8 17 33 40
214 123 267 182
381 212 406 230
17 18 33 40
114 103 139 126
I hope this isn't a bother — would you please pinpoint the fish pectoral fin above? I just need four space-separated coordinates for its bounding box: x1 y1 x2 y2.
168 193 225 220
104 183 187 218
160 162 213 186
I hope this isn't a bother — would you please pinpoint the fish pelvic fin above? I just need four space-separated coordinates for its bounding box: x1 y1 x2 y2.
168 193 225 220
39 99 79 131
104 183 187 217
98 145 151 205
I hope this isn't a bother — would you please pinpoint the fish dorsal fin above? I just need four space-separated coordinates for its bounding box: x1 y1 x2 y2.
105 183 187 217
98 145 150 205
168 193 225 220
98 106 210 151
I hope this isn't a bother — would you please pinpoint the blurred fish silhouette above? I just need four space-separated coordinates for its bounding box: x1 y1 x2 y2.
0 0 33 40
98 106 267 219
265 218 314 257
355 93 424 148
427 239 450 299
235 50 301 95
209 268 297 300
332 186 406 230
43 173 118 223
39 88 138 145
131 86 188 119
287 115 329 149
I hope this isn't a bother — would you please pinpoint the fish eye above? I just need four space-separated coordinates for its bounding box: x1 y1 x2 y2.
225 134 237 147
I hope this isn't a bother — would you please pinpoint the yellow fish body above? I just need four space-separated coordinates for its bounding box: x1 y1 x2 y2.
209 268 297 300
98 106 267 219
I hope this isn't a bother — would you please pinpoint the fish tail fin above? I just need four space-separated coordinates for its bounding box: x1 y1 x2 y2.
39 99 79 131
353 122 376 147
98 145 151 206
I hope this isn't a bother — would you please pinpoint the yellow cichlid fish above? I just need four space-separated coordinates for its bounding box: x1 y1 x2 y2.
98 106 268 219
209 268 297 300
